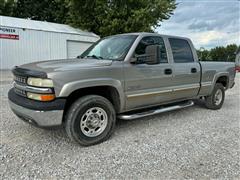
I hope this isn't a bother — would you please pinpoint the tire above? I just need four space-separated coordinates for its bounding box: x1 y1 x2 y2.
205 83 225 110
64 95 116 146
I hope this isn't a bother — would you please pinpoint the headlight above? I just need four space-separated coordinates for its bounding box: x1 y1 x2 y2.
27 78 54 87
27 92 55 101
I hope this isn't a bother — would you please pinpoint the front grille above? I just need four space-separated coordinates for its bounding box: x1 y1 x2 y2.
14 87 27 97
14 75 27 85
13 75 27 97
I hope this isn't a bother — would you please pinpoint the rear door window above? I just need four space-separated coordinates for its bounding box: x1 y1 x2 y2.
169 38 194 63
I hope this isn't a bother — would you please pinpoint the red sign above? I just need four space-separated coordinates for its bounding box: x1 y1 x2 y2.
0 34 19 40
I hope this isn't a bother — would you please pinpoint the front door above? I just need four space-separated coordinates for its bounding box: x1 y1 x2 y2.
124 36 175 110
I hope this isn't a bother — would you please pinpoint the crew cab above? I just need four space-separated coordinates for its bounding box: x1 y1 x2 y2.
8 33 236 146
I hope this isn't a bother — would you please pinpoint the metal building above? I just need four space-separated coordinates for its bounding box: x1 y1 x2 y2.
0 16 99 69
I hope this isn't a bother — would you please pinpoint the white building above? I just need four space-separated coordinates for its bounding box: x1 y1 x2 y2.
0 16 99 69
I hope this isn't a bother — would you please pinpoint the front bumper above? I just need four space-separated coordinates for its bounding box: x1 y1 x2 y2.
8 88 66 128
9 100 64 127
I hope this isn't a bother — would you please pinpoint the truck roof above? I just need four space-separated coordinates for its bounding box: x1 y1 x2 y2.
114 32 189 40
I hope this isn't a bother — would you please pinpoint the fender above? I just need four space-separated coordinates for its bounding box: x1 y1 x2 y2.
59 78 125 111
210 72 229 93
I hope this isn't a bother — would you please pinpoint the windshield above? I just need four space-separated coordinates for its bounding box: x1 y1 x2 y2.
80 35 137 61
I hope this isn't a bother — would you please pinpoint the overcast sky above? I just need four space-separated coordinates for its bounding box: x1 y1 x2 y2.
156 0 240 49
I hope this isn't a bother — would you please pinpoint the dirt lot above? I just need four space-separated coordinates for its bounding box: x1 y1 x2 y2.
1 71 240 179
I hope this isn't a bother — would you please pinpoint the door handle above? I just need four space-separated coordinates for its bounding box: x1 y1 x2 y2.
191 68 197 73
164 68 172 75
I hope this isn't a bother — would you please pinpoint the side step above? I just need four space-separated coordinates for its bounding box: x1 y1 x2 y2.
118 100 194 120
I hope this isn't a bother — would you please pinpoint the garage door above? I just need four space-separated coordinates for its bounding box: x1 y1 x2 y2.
67 40 92 58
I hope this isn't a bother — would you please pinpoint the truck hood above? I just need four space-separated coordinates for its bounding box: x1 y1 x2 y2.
20 58 113 73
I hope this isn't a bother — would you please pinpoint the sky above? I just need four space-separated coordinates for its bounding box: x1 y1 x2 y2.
156 0 240 49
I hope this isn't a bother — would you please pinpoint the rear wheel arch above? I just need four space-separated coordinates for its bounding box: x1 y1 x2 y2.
210 74 229 94
215 75 229 88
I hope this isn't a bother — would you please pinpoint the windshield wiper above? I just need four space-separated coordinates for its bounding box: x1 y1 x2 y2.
86 55 104 59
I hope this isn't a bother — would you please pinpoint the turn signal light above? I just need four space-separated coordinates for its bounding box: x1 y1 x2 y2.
27 92 55 101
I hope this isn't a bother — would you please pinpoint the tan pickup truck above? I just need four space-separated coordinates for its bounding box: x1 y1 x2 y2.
8 33 236 146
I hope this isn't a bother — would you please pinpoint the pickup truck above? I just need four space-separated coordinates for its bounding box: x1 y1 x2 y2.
8 33 236 146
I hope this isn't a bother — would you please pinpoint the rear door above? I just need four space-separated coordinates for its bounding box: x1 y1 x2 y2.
168 38 201 99
124 36 175 110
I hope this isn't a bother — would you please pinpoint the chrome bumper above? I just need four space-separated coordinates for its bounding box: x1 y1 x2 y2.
8 100 63 127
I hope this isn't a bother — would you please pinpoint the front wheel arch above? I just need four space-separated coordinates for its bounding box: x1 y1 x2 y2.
63 86 121 122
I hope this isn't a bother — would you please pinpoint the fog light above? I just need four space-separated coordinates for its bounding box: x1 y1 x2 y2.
27 92 55 101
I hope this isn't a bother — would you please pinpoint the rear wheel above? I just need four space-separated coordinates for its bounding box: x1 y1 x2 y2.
65 95 116 146
205 83 225 110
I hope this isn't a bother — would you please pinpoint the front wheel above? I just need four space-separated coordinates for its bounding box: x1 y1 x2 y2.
65 95 116 146
205 83 225 110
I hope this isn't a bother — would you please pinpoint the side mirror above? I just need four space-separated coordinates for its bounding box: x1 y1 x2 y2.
130 55 148 64
130 45 160 65
130 57 137 63
145 45 160 65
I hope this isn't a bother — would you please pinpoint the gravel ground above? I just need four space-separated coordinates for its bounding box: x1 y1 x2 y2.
1 71 240 179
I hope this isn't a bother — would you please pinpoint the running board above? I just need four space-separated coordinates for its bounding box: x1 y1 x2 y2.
118 100 194 120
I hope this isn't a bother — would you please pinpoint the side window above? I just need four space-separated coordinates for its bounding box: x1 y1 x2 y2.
169 38 194 63
135 36 168 63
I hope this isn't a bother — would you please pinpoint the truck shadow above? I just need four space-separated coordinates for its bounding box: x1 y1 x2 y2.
193 99 208 109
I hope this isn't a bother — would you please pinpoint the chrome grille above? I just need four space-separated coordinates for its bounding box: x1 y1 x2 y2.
14 87 27 97
14 75 27 84
13 75 27 97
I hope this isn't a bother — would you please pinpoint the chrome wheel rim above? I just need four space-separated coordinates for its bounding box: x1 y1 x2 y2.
214 89 223 106
80 107 108 137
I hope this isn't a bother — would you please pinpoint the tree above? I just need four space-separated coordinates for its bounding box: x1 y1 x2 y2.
0 0 69 24
0 0 16 16
68 0 176 37
197 49 211 61
13 0 69 23
209 46 227 61
226 44 238 62
197 44 239 62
